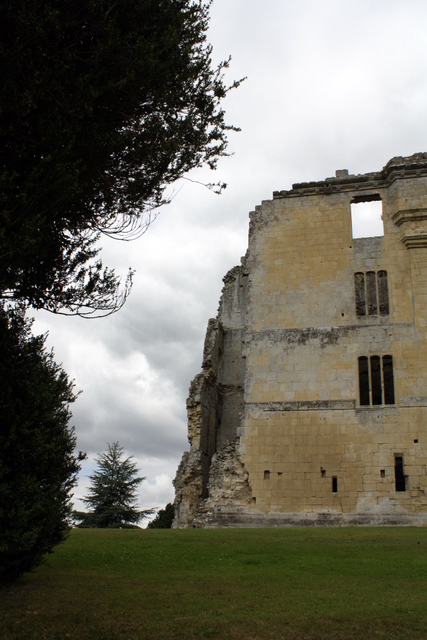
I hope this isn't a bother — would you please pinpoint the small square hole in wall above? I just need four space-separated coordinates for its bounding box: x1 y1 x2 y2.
380 469 386 478
351 198 383 238
264 470 270 480
414 439 419 443
277 472 282 477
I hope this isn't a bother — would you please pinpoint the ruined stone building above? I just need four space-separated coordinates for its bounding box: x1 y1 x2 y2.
173 153 427 527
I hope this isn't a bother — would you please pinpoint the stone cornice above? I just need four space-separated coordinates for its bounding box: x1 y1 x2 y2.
392 208 427 248
400 234 427 249
273 152 427 199
248 400 356 412
392 208 427 226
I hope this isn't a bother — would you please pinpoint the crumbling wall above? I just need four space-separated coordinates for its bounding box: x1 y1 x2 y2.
173 334 221 528
193 438 252 527
173 267 248 527
216 266 247 447
175 153 427 528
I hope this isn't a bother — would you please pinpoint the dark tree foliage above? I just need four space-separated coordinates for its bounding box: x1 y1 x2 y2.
73 442 153 527
0 306 84 585
147 502 175 528
0 0 241 317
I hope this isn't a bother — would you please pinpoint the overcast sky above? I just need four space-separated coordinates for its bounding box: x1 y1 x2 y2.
33 0 427 522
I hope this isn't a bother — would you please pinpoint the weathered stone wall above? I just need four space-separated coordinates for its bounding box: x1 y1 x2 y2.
174 153 427 527
173 270 246 527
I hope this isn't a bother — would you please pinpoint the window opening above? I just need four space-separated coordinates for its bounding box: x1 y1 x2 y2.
332 476 338 493
354 271 389 317
366 271 378 315
377 271 389 315
351 197 383 238
382 355 395 405
354 273 366 316
358 355 395 406
394 456 406 492
358 356 370 405
380 469 386 478
264 470 270 480
321 468 326 478
370 355 382 405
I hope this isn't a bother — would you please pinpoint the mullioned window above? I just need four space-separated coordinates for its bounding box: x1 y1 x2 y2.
354 270 389 316
358 355 395 405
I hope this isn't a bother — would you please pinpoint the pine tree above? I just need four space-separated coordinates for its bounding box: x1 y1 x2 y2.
73 442 152 527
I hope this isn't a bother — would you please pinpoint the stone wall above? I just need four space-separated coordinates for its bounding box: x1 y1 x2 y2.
173 153 427 528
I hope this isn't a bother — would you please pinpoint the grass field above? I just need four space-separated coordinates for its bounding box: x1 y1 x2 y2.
1 527 426 639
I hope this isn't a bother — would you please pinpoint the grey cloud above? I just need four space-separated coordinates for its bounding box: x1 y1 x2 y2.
33 0 427 515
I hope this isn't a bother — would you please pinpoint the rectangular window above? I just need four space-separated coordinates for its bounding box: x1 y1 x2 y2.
332 477 338 493
358 355 395 406
358 356 370 405
382 355 395 404
350 196 383 238
366 271 378 316
354 271 389 317
377 271 390 315
354 272 366 316
394 456 406 492
370 356 382 405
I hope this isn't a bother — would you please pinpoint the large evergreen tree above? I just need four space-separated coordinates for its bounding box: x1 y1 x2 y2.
74 442 152 527
0 306 85 585
0 0 241 316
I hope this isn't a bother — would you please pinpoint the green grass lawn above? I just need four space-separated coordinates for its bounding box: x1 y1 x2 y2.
1 527 426 639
